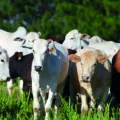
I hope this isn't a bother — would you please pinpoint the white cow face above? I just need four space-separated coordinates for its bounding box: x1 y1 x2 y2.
62 29 90 51
33 39 49 72
14 32 41 57
22 32 41 49
13 37 33 58
69 51 108 82
26 32 41 43
33 39 54 72
0 48 11 82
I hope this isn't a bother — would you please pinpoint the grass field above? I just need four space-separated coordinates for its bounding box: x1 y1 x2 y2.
0 81 120 120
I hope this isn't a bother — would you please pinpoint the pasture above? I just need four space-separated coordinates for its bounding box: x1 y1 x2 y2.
0 80 119 120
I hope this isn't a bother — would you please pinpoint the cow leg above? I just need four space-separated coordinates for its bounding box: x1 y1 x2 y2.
69 79 77 104
32 82 39 120
45 88 55 120
7 79 13 96
20 79 23 94
40 92 46 117
98 89 108 111
81 94 88 113
54 82 66 118
89 99 95 109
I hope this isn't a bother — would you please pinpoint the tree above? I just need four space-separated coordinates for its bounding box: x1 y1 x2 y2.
0 0 119 42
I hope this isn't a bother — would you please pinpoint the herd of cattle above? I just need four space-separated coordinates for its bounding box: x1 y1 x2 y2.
0 27 120 120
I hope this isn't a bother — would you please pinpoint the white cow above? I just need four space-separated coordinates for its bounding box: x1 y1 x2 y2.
0 26 27 57
31 39 69 120
62 29 104 51
62 29 89 51
88 41 120 62
0 46 11 82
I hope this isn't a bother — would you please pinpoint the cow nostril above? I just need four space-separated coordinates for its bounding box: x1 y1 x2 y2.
6 77 11 81
35 66 42 72
82 76 89 81
86 77 89 80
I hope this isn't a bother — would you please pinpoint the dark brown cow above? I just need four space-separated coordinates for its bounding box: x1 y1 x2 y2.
9 53 33 95
110 49 120 104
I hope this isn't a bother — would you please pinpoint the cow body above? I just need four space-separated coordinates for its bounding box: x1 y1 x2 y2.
9 53 33 93
87 36 105 45
110 50 120 103
88 41 120 62
69 48 111 113
31 39 69 120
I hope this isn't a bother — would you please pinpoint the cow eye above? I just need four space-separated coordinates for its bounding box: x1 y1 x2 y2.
14 37 24 41
81 46 84 49
19 38 24 41
1 59 4 62
94 63 97 66
14 37 20 41
81 62 83 65
71 38 74 40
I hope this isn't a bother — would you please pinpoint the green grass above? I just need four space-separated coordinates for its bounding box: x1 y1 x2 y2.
0 81 119 120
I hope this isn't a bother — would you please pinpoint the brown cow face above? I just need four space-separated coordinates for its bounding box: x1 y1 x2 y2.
69 51 108 82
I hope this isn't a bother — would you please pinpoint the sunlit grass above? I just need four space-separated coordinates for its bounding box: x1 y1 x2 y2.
0 81 119 120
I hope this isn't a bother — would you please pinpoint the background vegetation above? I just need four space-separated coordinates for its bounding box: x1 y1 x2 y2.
0 0 119 42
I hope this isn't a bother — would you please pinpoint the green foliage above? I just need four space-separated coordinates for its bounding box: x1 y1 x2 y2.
0 82 120 119
0 0 119 42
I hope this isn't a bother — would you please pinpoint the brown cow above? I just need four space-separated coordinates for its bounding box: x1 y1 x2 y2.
69 48 111 113
110 49 120 104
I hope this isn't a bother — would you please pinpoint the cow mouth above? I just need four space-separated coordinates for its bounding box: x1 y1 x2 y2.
82 80 90 83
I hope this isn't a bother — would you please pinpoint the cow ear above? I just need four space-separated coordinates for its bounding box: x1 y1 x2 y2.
80 34 90 40
69 54 81 63
38 32 41 36
97 55 108 63
47 39 55 54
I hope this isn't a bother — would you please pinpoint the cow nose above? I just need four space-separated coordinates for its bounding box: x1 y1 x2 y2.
82 76 89 81
35 66 42 72
6 77 11 82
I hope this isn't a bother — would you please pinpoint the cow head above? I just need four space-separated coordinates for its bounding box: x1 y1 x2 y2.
0 47 11 82
14 32 41 58
13 32 41 59
33 39 55 72
25 32 41 46
62 29 90 51
12 26 27 48
69 50 108 82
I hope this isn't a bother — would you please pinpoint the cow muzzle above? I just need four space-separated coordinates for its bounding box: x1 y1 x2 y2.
82 75 90 82
34 66 42 72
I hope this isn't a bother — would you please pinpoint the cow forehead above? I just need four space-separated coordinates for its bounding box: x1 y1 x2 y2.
33 40 48 53
26 32 38 40
80 51 97 64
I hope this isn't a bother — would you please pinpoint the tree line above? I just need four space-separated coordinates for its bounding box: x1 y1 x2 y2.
0 0 119 42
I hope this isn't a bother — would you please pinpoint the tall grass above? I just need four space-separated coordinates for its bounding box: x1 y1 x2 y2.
0 81 119 120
